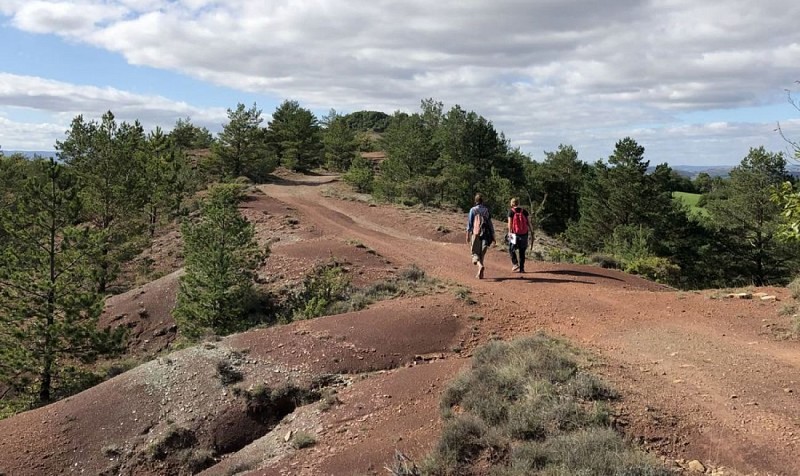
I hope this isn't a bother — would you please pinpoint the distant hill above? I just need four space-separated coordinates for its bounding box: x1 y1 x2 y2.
659 164 800 179
3 150 58 159
670 165 733 178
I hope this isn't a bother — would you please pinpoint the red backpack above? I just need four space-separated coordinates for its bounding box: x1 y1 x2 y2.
510 207 529 235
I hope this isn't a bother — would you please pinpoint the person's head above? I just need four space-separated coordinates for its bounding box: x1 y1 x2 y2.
510 197 519 208
474 193 483 205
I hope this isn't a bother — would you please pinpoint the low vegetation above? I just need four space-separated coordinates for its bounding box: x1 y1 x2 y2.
284 262 443 320
291 431 317 450
401 335 668 476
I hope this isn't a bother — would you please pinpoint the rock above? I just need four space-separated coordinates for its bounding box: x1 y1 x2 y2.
725 293 752 299
687 460 706 472
760 295 777 301
284 430 293 442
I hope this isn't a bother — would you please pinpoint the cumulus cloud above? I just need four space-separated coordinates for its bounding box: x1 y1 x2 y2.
0 73 227 148
1 0 799 163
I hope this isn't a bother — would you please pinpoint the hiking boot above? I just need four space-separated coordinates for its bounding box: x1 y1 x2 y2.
512 264 520 272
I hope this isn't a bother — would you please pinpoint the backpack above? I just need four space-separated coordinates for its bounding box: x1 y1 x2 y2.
510 207 529 235
472 207 490 238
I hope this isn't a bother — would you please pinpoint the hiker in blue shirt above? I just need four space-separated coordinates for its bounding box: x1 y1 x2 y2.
466 193 495 279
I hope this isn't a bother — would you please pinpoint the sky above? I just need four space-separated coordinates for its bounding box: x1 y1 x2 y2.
0 0 799 166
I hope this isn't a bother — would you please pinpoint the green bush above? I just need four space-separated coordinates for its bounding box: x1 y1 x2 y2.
342 156 374 193
289 262 351 319
544 246 589 264
624 256 680 284
604 224 653 263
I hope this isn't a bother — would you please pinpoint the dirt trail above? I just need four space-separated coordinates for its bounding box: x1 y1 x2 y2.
259 176 800 475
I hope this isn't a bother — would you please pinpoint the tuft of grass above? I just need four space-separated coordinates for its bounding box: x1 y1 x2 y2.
148 425 196 460
386 450 422 476
589 253 621 269
454 286 477 305
318 388 340 412
101 444 122 458
423 334 669 475
792 315 800 336
224 461 256 476
779 303 797 317
397 264 426 282
788 277 800 300
216 360 244 386
291 431 317 449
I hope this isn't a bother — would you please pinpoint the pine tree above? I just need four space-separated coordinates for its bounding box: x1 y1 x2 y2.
567 137 671 251
173 184 266 339
56 112 149 293
266 100 323 172
322 110 358 171
0 159 125 403
528 144 588 234
169 117 213 151
213 103 274 180
707 147 797 285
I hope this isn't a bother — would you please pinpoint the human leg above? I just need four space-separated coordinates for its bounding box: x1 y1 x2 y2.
508 240 519 269
470 234 482 265
477 239 491 278
517 235 528 272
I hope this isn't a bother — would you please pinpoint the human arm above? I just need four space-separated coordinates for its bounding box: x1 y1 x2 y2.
466 208 475 244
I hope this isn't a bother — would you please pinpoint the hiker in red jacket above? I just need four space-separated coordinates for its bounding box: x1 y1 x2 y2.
507 198 532 273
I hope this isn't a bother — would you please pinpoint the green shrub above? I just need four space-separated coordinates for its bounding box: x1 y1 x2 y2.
290 262 351 319
544 246 589 264
624 256 680 284
342 156 374 193
605 224 653 263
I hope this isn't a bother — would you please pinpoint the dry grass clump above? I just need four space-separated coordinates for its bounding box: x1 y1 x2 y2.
291 431 317 449
421 334 669 476
788 276 800 300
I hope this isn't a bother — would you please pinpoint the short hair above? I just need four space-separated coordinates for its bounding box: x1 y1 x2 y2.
474 193 483 204
510 197 519 206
